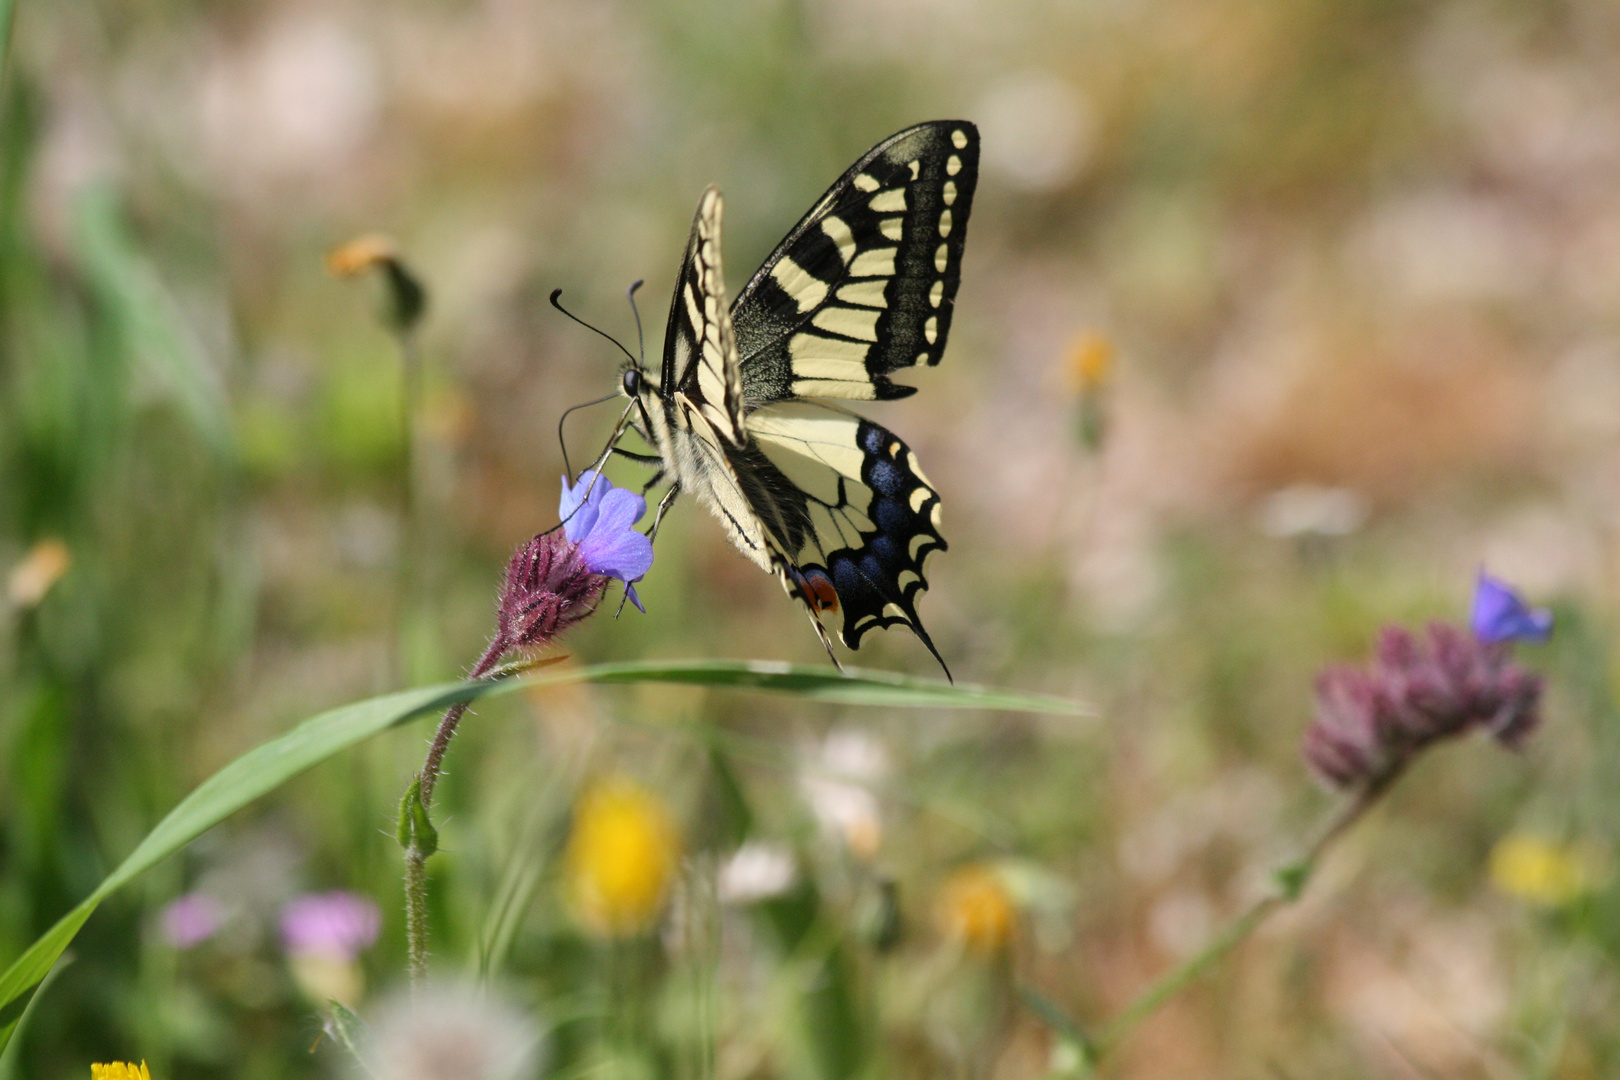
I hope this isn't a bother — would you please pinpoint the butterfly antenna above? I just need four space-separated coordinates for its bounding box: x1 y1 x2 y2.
549 289 638 367
626 279 646 368
556 392 620 481
538 397 640 540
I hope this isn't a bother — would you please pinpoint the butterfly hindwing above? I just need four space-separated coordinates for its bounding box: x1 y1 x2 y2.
661 186 746 445
737 402 946 663
730 121 979 406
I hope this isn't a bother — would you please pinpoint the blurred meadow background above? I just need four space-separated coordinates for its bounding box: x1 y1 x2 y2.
4 0 1620 1075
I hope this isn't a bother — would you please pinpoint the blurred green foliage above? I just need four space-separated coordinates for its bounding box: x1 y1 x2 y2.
3 0 1620 1076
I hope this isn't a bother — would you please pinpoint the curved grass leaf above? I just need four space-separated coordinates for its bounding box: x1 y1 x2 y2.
0 660 1089 1049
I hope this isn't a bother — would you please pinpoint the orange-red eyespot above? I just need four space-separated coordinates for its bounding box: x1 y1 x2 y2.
797 569 839 613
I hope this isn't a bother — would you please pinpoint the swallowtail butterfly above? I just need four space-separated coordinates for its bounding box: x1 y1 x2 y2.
615 121 978 676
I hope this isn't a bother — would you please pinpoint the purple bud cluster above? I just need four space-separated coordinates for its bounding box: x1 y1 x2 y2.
488 471 655 660
1303 623 1543 790
496 531 609 653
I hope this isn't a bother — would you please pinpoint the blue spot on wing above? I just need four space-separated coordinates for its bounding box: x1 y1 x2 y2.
874 499 906 532
867 459 902 496
797 420 946 655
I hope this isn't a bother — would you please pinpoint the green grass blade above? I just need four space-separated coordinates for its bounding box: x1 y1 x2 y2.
0 953 70 1076
0 0 15 102
73 187 235 458
556 659 1092 713
0 679 488 1029
0 659 1089 1046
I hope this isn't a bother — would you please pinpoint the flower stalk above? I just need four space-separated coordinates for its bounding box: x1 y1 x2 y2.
399 472 654 987
1043 575 1551 1076
327 235 428 687
1087 773 1393 1065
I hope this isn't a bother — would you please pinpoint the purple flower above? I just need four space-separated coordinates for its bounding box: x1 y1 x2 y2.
495 532 607 653
1303 623 1543 790
470 472 657 679
280 891 381 960
161 891 223 949
559 471 654 612
1471 570 1553 645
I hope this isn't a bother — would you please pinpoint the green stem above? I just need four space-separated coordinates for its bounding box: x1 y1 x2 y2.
399 637 507 987
392 330 420 688
1093 895 1279 1055
1090 771 1397 1060
0 0 16 108
417 635 507 806
404 846 429 990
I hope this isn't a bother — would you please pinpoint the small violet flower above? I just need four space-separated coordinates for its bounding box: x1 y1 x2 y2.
1303 622 1544 790
160 891 223 949
489 472 655 659
559 471 654 611
280 891 380 961
1471 570 1553 644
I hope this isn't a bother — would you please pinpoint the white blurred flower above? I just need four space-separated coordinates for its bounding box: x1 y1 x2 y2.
1256 484 1368 539
198 12 379 184
360 983 542 1080
975 71 1095 192
717 842 797 905
1147 888 1214 960
800 729 889 858
1346 191 1547 304
801 778 882 859
819 729 889 783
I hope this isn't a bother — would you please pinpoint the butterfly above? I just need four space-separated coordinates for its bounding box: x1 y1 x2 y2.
611 121 979 677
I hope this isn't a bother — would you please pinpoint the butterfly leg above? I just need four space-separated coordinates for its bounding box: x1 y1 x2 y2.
611 481 681 618
646 481 681 542
610 447 663 470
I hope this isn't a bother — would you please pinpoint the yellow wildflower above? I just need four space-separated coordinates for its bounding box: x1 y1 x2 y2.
324 234 399 277
325 233 426 333
8 538 71 607
565 776 680 936
1490 834 1607 907
938 863 1017 954
91 1064 151 1080
1063 331 1113 451
1064 331 1113 394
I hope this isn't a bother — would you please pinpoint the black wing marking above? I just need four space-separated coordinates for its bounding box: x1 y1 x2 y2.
659 186 746 445
730 121 979 407
733 402 948 671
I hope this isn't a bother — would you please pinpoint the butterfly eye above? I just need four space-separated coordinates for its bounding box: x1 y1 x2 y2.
622 369 641 397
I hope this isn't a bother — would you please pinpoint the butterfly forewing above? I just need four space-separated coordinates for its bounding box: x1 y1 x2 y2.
661 186 747 445
730 122 980 406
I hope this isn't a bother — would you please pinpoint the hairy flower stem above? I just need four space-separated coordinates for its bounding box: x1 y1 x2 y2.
402 634 509 989
418 635 507 806
1082 772 1399 1067
404 846 429 989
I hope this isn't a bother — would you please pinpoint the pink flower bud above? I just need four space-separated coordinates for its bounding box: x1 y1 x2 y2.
1303 622 1543 790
